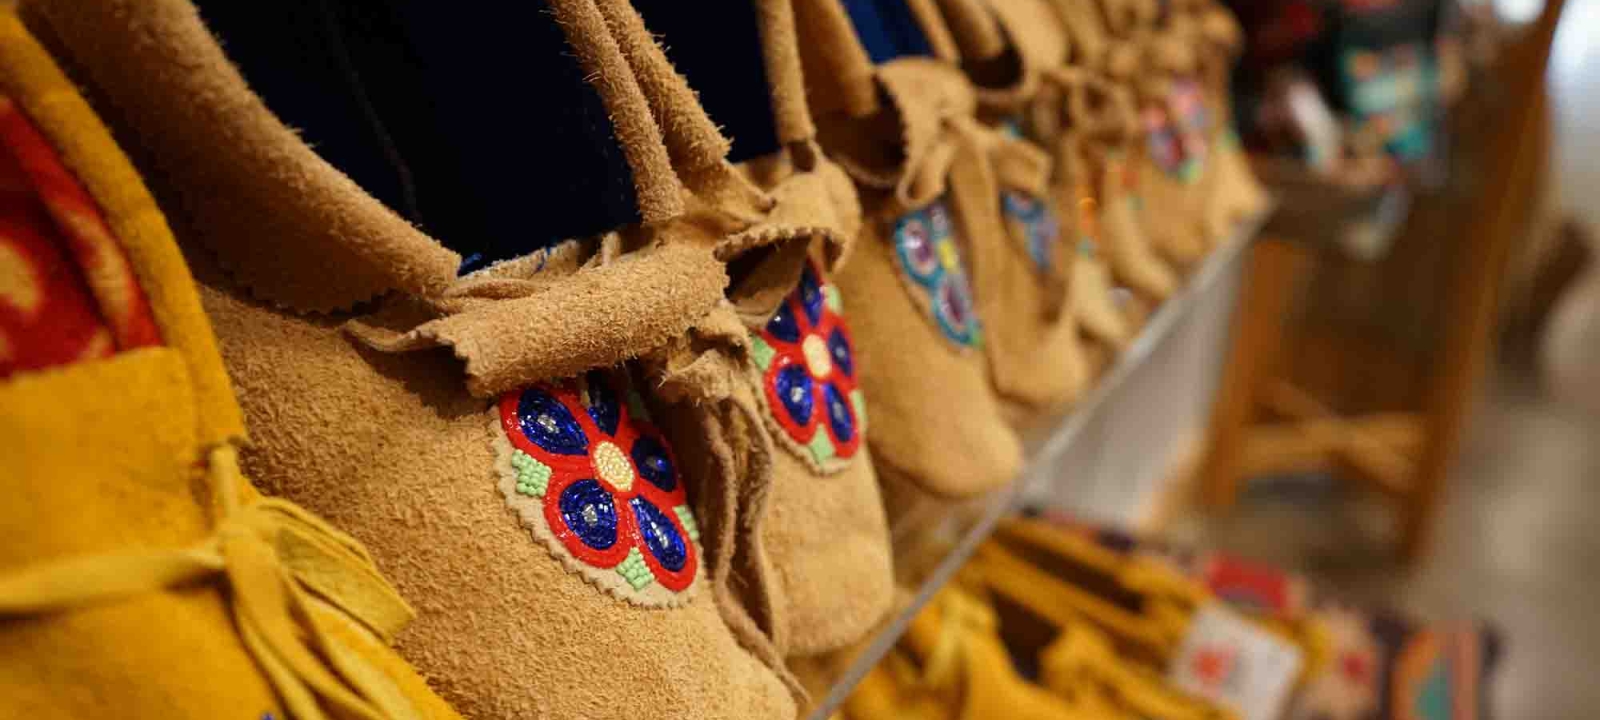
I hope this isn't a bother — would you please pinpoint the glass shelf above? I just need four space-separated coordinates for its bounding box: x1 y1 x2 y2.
800 205 1275 720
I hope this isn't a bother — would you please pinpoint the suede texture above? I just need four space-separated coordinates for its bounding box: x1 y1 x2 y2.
1058 0 1207 269
977 519 1213 663
20 0 803 718
343 238 731 399
902 0 965 63
605 0 895 657
799 0 1024 498
793 0 882 118
935 0 1008 62
757 0 821 147
834 203 1021 502
0 9 241 448
1191 5 1268 241
1095 138 1179 301
19 0 460 313
1133 47 1210 268
761 430 895 657
192 240 795 720
587 0 772 221
0 350 287 719
1034 78 1135 348
0 13 463 718
959 0 1109 416
1135 118 1209 267
1047 0 1110 68
793 0 961 120
985 180 1091 416
818 55 1024 501
1097 0 1158 38
1071 230 1133 348
844 589 1096 720
725 250 896 658
1037 57 1177 302
0 260 239 714
727 167 895 659
1040 618 1238 720
18 0 705 313
980 0 1155 345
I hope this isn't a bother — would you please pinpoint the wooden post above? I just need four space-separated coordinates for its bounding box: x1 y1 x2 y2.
1200 237 1308 509
1403 0 1564 559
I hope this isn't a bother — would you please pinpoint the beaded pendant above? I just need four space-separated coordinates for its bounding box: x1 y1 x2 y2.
493 369 699 605
891 199 981 348
750 261 865 472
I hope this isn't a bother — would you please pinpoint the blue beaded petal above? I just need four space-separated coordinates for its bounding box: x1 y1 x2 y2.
584 371 620 436
559 479 618 550
774 364 814 426
937 276 973 337
1002 191 1057 273
631 497 688 572
823 383 854 443
517 388 588 456
630 435 676 492
766 301 802 343
827 327 854 378
798 265 825 325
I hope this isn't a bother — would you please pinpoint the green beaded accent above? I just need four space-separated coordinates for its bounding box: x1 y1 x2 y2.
1127 195 1144 212
749 334 777 370
823 284 844 313
1178 158 1204 184
807 430 837 465
1078 239 1098 259
674 506 700 542
851 389 868 435
615 548 655 590
511 451 551 497
625 390 651 423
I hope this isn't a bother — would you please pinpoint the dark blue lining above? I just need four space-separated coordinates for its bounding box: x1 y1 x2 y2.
632 0 781 163
192 0 642 273
843 0 934 63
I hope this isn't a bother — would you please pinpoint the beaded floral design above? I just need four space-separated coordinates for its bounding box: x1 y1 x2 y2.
1171 78 1211 171
996 118 1060 273
892 199 981 348
1001 191 1059 273
1146 79 1209 183
1144 106 1191 182
494 370 699 605
750 261 865 471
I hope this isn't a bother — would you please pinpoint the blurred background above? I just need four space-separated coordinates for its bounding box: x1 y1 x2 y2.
1168 0 1600 716
831 1 1598 718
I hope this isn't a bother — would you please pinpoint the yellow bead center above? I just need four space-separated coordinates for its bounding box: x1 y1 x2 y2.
593 441 634 492
802 334 833 378
937 240 959 272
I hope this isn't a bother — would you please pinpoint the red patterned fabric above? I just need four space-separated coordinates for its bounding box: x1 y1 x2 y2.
1199 554 1308 620
0 96 159 379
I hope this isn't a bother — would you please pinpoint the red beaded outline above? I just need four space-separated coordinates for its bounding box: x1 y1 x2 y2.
755 262 863 460
496 376 696 592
